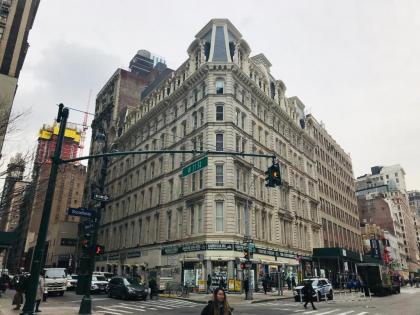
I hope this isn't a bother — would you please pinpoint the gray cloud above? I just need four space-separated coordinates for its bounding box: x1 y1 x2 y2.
1 0 419 190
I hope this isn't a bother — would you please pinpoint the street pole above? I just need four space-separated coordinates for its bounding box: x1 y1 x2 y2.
79 130 108 315
244 179 254 301
21 104 69 315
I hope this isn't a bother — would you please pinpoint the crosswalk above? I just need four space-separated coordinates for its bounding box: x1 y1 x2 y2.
252 303 370 315
94 298 200 314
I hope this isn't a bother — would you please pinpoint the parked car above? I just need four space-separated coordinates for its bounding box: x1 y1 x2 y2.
66 275 78 290
107 277 147 300
91 275 108 293
93 272 114 282
294 278 334 302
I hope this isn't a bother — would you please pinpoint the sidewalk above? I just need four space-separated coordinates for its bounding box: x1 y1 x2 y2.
0 291 101 315
160 289 295 305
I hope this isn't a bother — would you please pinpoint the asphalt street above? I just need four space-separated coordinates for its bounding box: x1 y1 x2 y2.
32 286 420 315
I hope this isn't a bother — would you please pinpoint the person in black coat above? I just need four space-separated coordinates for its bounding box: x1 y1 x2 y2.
303 281 317 310
201 287 233 315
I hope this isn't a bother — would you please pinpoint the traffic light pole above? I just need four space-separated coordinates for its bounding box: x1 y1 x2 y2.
79 133 108 315
21 104 69 315
17 103 280 315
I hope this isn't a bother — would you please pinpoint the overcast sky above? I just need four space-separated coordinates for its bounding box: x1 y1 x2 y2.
2 0 420 189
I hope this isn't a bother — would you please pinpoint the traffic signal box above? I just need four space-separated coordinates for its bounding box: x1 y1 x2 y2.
265 163 282 187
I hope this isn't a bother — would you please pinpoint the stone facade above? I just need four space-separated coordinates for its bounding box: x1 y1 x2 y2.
306 115 362 253
94 19 323 287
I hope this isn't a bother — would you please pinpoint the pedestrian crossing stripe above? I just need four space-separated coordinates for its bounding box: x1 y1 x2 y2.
94 299 201 314
97 306 133 313
251 306 371 315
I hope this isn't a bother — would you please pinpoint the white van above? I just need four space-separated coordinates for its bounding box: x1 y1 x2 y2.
44 268 67 296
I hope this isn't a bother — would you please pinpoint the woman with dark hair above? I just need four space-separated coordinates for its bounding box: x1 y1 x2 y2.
201 287 233 315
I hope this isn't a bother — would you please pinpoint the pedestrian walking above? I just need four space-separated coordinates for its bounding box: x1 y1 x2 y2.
200 287 233 315
12 274 27 310
35 273 45 313
286 276 291 290
302 280 317 310
243 278 249 297
262 276 268 294
207 274 212 293
0 273 10 294
291 275 296 288
219 277 226 290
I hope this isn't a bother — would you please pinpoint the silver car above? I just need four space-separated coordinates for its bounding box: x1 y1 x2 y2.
293 278 334 301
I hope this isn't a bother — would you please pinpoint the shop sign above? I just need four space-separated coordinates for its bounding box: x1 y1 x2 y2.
162 247 179 255
161 242 300 260
206 243 233 250
108 253 120 260
127 250 141 258
234 244 245 251
182 243 206 252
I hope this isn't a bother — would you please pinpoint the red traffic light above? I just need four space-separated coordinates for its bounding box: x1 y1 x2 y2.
95 245 105 255
240 263 246 270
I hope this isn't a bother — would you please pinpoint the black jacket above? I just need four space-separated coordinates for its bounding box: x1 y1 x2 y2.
201 301 233 315
303 284 316 300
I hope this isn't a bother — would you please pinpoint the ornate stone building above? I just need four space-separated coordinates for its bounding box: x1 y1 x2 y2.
94 19 323 288
305 115 362 253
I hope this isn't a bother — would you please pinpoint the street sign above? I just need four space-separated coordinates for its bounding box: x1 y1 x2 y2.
92 193 111 202
182 156 208 177
84 221 95 231
68 207 95 218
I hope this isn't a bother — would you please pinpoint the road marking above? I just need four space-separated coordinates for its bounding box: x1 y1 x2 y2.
97 306 133 313
336 311 355 315
97 311 122 315
303 310 318 314
354 312 368 315
113 305 146 312
120 303 157 311
316 310 340 315
130 302 171 309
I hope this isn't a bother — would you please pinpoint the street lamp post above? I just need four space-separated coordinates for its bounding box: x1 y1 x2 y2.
21 104 69 315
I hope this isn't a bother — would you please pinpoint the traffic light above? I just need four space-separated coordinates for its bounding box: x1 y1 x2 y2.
95 245 105 255
265 163 282 187
240 263 246 270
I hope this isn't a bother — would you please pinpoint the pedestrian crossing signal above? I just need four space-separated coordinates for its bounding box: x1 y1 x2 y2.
95 245 105 255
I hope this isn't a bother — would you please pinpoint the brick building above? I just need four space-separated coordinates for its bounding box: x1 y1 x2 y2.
25 123 86 270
